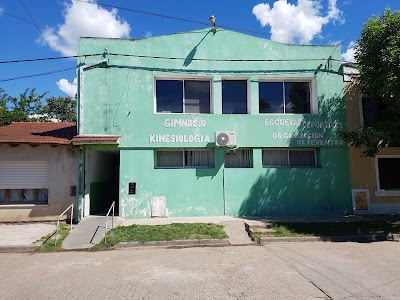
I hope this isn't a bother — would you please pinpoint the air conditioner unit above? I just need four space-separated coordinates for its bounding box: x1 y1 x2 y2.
215 131 236 147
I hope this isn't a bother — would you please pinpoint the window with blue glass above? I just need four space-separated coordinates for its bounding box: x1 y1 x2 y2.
259 81 311 114
222 80 248 114
155 79 211 113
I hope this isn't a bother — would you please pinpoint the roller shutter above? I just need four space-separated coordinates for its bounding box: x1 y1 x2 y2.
0 161 49 189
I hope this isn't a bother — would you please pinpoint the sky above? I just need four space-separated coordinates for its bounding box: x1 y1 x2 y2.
0 0 399 99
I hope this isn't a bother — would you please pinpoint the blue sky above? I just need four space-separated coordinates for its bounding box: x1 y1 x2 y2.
0 0 399 99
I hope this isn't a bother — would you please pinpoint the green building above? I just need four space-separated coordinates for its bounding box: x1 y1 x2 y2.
75 28 352 220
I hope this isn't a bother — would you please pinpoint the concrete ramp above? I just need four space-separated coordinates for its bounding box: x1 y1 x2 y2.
63 216 124 250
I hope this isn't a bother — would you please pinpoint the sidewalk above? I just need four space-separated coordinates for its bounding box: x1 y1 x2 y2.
0 222 55 252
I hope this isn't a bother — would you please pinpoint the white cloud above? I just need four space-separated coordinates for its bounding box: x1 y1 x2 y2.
41 0 131 56
252 0 343 44
145 31 152 38
57 78 77 97
341 41 357 62
0 8 4 16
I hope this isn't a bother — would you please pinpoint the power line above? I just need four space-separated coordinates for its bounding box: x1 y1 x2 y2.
19 0 69 76
1 10 33 24
108 52 334 62
75 0 313 44
0 54 103 64
0 67 76 83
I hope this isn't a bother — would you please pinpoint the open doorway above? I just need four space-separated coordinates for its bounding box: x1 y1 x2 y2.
86 148 120 216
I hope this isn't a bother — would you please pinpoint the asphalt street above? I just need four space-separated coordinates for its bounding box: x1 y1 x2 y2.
0 242 399 299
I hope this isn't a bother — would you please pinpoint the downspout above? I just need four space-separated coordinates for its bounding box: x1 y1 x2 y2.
76 56 108 219
78 58 108 135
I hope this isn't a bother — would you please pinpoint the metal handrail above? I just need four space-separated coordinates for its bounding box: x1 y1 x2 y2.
54 204 74 245
105 201 115 242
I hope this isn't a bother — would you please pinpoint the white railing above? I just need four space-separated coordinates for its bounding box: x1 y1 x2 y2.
54 204 74 245
105 201 115 242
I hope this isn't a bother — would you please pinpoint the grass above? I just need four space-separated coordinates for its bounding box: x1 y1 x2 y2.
270 221 400 237
92 223 228 250
36 224 72 252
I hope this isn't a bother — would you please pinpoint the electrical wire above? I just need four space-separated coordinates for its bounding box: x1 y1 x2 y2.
0 54 103 64
0 67 76 82
19 0 69 76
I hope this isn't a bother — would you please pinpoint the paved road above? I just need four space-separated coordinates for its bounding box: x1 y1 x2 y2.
0 242 399 299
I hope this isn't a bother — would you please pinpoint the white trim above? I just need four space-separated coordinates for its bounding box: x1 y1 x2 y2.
374 155 400 196
369 203 400 214
351 189 370 214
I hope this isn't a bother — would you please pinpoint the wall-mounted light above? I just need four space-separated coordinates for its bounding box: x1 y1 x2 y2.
209 15 216 33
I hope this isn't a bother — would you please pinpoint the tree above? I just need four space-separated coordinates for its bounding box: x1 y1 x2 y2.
341 8 400 157
43 96 77 122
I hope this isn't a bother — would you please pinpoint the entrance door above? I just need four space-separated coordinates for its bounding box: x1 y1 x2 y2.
84 148 119 216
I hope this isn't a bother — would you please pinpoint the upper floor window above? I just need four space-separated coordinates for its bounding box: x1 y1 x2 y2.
361 95 386 126
222 80 248 114
259 81 311 114
155 79 211 114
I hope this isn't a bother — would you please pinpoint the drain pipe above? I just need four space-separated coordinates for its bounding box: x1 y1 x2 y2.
78 58 108 135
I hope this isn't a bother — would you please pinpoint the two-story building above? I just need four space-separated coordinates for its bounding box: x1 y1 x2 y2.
75 28 352 220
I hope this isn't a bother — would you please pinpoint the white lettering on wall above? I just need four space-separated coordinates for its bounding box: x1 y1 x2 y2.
264 118 343 129
164 118 206 128
149 135 210 143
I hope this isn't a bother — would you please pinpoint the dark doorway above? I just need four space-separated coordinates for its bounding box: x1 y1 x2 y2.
88 148 120 216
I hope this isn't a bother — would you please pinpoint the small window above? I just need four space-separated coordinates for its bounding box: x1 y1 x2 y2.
224 149 253 168
262 148 317 168
155 149 214 168
377 157 400 190
0 188 48 204
259 81 311 114
222 80 248 114
361 96 386 126
155 79 211 113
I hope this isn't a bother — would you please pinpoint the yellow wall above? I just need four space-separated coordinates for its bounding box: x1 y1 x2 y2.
345 78 400 211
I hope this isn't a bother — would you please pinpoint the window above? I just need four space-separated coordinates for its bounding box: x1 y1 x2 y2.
155 79 211 113
376 157 400 191
361 95 386 126
259 81 311 114
0 188 49 204
262 148 317 168
155 149 214 168
224 149 253 168
222 80 248 114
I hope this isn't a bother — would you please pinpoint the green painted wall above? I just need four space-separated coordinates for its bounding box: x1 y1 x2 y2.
77 28 352 218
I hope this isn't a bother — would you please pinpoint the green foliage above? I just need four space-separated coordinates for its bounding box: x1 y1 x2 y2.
0 88 47 125
341 9 400 156
93 223 228 250
43 96 77 122
36 224 72 252
0 88 76 125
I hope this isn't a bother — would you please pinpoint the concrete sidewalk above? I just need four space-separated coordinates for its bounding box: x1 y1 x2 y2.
62 215 124 250
0 223 56 252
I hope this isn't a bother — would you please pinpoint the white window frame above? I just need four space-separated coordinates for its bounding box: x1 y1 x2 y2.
154 76 213 114
374 155 400 196
221 77 251 114
258 78 317 115
262 148 318 168
154 148 214 169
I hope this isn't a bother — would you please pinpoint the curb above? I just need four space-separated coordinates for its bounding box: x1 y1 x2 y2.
114 238 230 249
0 245 38 253
259 233 400 244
